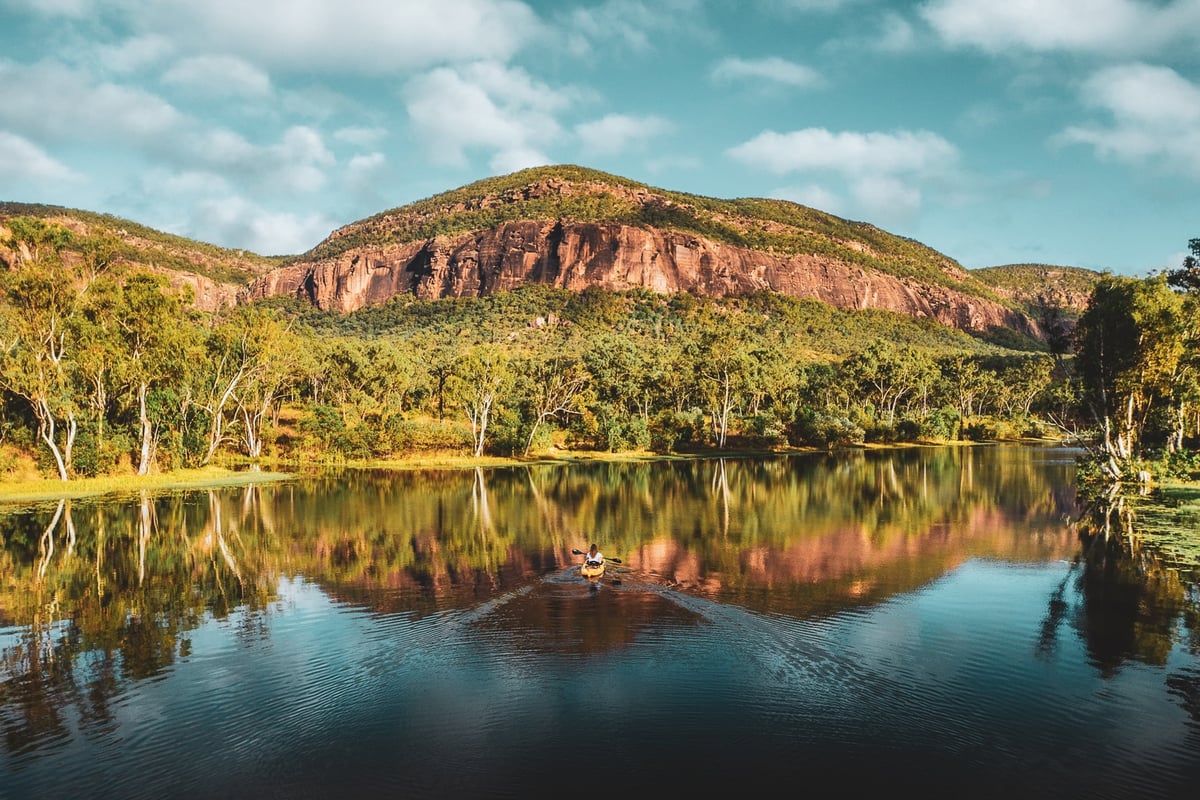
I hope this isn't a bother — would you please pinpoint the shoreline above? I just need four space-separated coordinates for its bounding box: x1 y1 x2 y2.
0 437 1064 503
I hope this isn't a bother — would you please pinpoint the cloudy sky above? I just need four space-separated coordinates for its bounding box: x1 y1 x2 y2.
1 0 1197 274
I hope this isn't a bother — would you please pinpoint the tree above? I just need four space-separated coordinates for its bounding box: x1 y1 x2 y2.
0 244 82 479
1073 275 1184 474
515 332 590 456
113 272 189 474
452 343 512 457
683 312 758 449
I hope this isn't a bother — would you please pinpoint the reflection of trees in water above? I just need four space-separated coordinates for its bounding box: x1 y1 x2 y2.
1070 489 1200 686
3 447 1167 753
0 488 276 755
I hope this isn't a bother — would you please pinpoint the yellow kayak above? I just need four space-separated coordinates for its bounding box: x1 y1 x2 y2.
580 562 605 578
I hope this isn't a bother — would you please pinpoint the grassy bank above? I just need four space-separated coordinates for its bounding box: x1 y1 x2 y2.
0 466 294 503
0 436 1042 504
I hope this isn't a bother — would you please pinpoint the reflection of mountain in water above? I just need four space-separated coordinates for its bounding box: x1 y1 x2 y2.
464 577 707 657
11 445 1198 749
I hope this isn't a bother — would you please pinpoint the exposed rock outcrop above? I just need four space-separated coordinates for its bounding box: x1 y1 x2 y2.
244 220 1039 336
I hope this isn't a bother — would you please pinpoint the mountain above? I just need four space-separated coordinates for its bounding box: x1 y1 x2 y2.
971 263 1103 323
4 168 1101 339
0 202 283 311
241 166 1048 337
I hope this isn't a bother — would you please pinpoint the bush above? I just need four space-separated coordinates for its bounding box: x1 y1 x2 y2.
788 410 864 449
649 409 705 452
922 407 960 440
383 417 473 455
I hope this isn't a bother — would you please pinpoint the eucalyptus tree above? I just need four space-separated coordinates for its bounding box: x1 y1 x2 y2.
992 355 1055 417
936 354 985 423
681 310 760 449
580 331 654 450
841 341 928 428
71 275 126 468
1073 275 1184 474
112 272 190 474
231 307 303 459
451 342 513 457
363 338 427 423
0 224 84 479
192 304 300 462
1164 239 1200 451
413 334 464 421
513 328 590 456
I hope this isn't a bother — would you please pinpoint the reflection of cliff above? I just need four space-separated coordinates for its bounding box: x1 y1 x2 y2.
2 448 1198 758
627 500 1079 618
467 581 705 656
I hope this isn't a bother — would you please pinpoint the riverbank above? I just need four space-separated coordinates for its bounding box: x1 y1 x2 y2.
0 436 1047 504
0 466 294 504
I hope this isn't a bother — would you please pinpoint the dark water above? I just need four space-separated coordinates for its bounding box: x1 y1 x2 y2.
1 445 1198 798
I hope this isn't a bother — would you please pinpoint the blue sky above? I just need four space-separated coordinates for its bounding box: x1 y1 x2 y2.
1 0 1197 275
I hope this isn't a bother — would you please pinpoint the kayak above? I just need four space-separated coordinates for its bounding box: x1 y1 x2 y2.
580 561 605 578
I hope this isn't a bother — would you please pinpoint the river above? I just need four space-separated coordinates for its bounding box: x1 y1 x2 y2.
1 445 1197 798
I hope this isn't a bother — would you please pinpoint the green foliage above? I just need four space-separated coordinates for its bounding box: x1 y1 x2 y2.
787 410 865 449
1 204 284 284
286 165 1004 298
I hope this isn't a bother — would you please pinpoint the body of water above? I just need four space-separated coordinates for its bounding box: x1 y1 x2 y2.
1 445 1198 798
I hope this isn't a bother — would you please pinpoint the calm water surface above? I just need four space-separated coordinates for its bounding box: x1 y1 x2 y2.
1 445 1198 798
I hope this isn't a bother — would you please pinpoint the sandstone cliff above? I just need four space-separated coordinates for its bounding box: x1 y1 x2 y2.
243 166 1045 336
244 219 1039 336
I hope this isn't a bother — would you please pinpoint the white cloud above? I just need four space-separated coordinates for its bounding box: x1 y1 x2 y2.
403 61 570 171
849 174 922 224
334 126 388 147
346 152 385 188
3 0 94 17
874 11 918 52
920 0 1200 55
98 0 543 75
575 114 671 156
0 61 184 143
145 168 230 195
347 152 385 172
762 0 859 13
0 131 80 182
95 34 174 73
711 57 824 89
162 54 271 97
732 127 960 226
188 195 336 254
560 0 711 57
1057 63 1200 177
728 128 958 176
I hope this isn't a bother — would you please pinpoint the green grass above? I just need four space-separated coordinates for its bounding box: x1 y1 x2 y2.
0 467 294 503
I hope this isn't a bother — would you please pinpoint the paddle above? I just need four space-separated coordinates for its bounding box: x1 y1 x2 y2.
572 548 622 564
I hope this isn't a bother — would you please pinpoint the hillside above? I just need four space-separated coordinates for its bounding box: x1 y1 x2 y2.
0 202 284 311
2 169 1099 339
244 165 1048 337
971 263 1103 321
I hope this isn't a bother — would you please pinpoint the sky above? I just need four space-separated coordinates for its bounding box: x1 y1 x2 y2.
1 0 1198 276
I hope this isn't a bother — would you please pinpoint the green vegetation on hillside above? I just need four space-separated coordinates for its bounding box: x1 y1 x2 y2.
1 217 1067 483
0 203 284 285
295 165 1000 297
973 263 1103 301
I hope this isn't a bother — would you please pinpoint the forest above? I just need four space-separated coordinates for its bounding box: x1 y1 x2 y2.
1 215 1197 488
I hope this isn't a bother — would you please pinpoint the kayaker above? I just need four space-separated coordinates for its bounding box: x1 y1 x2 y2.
584 543 604 568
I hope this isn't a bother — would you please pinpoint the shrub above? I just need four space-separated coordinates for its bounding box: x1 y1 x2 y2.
788 410 864 449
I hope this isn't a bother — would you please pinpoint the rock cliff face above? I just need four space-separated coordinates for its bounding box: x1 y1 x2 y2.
244 219 1039 336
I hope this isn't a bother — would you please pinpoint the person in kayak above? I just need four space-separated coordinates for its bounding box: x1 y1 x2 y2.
584 543 604 569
